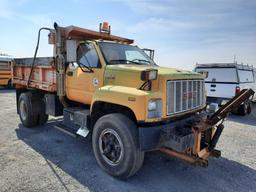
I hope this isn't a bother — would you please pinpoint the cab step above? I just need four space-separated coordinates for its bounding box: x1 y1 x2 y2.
76 127 89 137
54 107 90 138
54 123 78 137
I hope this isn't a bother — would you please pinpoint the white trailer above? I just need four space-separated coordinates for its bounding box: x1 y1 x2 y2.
195 63 256 115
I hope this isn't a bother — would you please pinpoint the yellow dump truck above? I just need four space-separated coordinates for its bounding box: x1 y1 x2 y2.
0 56 12 87
12 22 254 179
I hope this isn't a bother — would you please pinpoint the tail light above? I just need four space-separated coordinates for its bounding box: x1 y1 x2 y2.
235 86 240 95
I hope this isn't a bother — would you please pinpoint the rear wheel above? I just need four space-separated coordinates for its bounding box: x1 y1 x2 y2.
38 113 49 126
18 92 38 127
238 100 252 116
18 92 49 127
92 113 144 179
247 102 252 115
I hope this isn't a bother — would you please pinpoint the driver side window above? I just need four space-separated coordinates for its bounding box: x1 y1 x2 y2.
77 43 100 68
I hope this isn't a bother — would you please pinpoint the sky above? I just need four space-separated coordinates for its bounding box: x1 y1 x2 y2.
0 0 255 70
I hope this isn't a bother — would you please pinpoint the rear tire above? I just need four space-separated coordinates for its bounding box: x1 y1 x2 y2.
18 92 38 127
238 101 251 116
92 113 144 179
38 114 49 126
247 102 252 115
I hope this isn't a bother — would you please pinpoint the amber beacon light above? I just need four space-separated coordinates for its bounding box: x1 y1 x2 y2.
99 21 111 34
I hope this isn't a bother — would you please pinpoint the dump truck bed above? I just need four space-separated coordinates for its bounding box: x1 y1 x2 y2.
12 57 57 92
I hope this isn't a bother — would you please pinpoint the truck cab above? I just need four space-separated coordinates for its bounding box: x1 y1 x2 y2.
65 40 205 123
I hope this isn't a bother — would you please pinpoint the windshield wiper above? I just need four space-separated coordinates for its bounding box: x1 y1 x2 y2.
109 59 141 65
132 59 151 64
77 61 94 73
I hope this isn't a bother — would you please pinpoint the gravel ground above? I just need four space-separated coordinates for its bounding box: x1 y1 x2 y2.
0 88 255 192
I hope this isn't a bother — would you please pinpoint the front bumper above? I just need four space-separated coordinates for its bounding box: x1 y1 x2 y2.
138 113 204 151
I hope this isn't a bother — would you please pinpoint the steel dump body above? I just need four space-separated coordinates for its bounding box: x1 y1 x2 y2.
12 57 57 92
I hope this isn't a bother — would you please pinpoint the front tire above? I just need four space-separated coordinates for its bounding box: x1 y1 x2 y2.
92 113 144 179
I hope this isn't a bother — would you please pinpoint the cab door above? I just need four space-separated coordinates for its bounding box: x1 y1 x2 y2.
66 42 104 104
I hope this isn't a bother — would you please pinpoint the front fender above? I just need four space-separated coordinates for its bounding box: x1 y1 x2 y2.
91 85 153 121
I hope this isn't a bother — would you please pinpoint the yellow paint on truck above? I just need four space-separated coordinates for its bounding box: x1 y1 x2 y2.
0 58 12 86
63 41 204 123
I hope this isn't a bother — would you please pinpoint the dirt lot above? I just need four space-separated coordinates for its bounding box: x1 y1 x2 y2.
0 88 255 192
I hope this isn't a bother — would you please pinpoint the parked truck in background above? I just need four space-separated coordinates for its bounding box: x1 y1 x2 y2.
0 56 12 88
11 22 254 179
195 63 256 115
254 67 256 83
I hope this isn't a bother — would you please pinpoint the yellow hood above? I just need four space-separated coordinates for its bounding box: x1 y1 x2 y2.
104 64 203 88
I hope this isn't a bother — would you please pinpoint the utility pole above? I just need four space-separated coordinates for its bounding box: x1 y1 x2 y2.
233 55 237 63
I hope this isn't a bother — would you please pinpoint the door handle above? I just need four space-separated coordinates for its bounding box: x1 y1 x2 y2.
67 71 73 76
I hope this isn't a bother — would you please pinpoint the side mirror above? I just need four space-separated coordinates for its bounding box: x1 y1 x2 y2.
143 48 155 60
66 40 77 62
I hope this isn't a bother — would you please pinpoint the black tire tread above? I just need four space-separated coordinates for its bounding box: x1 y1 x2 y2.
92 113 144 179
18 92 38 128
38 114 49 126
238 102 250 116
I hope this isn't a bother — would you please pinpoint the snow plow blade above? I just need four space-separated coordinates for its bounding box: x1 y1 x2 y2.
160 89 255 167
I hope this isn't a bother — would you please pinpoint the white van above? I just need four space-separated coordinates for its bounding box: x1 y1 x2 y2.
195 63 256 115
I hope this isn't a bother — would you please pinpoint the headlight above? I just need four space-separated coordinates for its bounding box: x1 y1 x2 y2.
141 69 158 81
148 99 162 118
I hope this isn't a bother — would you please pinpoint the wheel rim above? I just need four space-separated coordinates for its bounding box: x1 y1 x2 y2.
20 100 27 120
99 128 124 166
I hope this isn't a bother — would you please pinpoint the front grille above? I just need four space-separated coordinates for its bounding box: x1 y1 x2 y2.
167 80 205 115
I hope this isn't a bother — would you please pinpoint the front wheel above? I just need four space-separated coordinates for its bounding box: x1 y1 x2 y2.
92 113 144 179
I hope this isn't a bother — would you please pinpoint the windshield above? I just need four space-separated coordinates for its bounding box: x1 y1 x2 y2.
196 67 238 83
238 69 254 83
98 42 155 65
